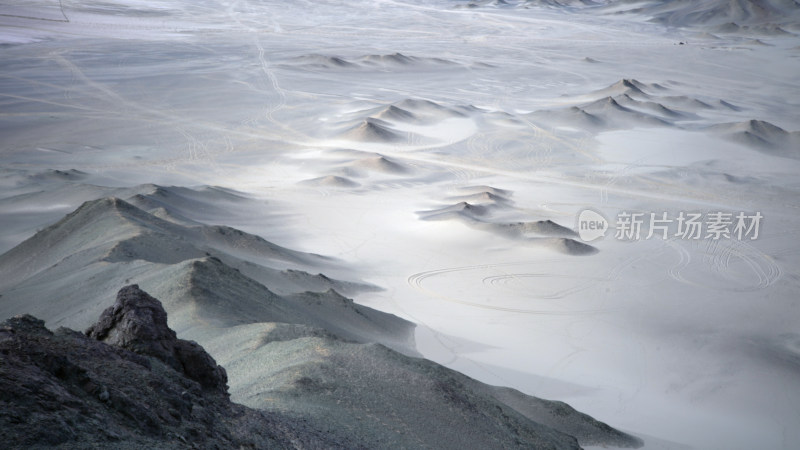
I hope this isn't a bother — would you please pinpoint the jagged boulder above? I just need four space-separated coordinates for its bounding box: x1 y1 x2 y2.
0 291 347 449
86 284 228 393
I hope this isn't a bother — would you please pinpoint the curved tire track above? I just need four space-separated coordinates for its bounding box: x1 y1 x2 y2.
407 262 616 315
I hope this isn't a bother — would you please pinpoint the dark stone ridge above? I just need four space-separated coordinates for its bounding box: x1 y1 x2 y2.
0 289 346 449
0 282 640 449
86 284 228 393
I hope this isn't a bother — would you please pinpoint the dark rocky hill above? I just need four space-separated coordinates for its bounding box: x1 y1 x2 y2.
0 285 348 449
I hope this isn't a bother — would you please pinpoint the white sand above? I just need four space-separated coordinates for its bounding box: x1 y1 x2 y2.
2 0 800 448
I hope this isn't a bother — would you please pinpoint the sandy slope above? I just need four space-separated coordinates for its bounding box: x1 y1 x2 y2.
2 0 800 448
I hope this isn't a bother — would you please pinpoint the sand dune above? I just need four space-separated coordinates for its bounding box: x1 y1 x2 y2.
613 94 695 119
340 118 406 143
283 54 357 69
359 53 459 67
373 104 418 122
300 174 361 188
338 101 469 142
590 78 659 99
486 225 592 254
526 79 697 131
659 95 715 110
448 185 514 204
530 78 744 133
708 99 741 111
26 168 88 182
448 191 513 205
527 106 605 130
418 201 494 220
456 185 513 197
348 154 411 174
580 97 672 127
284 53 462 71
395 98 468 119
417 196 590 254
710 119 800 157
360 52 416 66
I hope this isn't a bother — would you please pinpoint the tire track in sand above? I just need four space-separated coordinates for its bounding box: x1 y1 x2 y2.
665 238 781 292
408 262 617 315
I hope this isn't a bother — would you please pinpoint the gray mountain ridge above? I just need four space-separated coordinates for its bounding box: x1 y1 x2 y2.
0 196 643 449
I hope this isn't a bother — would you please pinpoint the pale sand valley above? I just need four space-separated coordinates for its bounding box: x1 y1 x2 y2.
1 1 800 449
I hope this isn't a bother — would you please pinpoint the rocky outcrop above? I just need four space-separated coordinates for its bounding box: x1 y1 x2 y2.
86 285 228 393
0 289 346 449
